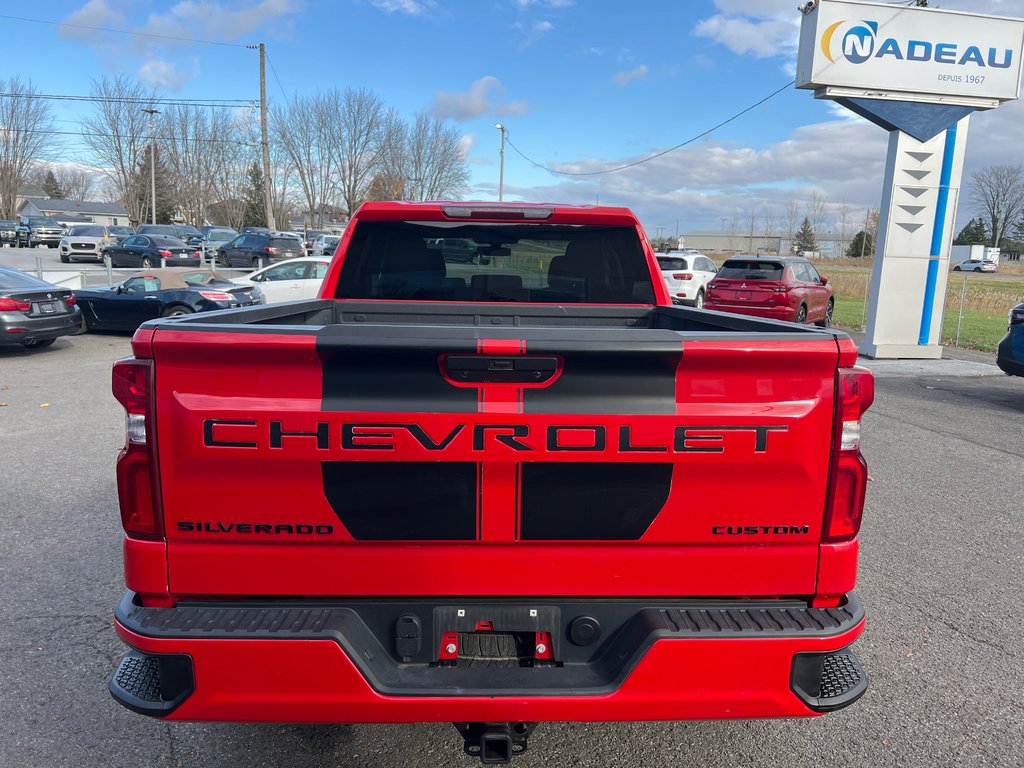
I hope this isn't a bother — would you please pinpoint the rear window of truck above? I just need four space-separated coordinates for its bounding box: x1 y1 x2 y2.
717 260 785 280
334 222 654 303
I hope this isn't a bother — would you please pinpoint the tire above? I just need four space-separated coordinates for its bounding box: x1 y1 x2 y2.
795 304 807 324
141 256 153 268
953 266 961 271
816 298 834 327
694 289 705 309
161 305 194 318
974 267 983 272
60 252 69 264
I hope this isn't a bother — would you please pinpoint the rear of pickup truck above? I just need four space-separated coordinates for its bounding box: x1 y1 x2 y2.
109 203 873 763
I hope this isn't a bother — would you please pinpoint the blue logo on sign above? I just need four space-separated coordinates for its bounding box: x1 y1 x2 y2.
841 22 878 64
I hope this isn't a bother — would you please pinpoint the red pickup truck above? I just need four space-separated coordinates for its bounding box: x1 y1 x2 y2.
109 202 873 763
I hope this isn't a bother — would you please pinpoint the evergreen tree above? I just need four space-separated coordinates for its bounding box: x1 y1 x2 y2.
43 169 65 199
953 216 988 245
794 216 817 253
242 162 267 228
846 230 873 258
132 146 176 225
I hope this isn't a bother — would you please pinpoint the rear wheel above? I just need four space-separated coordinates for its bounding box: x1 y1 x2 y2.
815 298 834 327
796 304 807 324
953 266 961 271
141 256 153 268
161 305 194 318
694 289 705 309
974 267 983 272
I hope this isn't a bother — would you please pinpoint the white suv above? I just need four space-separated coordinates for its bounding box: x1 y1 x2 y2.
657 252 718 307
953 259 996 273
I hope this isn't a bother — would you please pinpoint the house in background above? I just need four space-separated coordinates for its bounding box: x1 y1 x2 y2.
17 198 130 227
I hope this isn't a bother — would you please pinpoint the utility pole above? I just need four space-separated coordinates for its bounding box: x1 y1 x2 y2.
142 108 160 225
495 123 507 202
248 43 276 231
859 208 870 258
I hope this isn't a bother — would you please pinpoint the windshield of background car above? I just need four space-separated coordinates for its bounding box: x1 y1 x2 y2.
270 237 301 250
138 225 176 236
0 269 51 290
0 220 17 227
717 260 785 280
109 227 134 235
657 256 689 271
149 236 191 248
207 229 236 240
334 222 653 304
69 226 105 237
30 218 61 227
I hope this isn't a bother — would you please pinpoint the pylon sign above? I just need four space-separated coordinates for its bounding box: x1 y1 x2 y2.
797 0 1024 358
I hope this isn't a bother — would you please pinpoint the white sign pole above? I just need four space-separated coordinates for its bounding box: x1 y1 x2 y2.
861 117 969 358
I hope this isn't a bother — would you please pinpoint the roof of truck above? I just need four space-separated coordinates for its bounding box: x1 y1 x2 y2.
352 200 642 226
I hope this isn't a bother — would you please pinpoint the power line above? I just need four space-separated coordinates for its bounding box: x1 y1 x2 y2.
0 13 247 47
0 92 253 107
504 80 796 177
264 52 289 101
15 127 254 147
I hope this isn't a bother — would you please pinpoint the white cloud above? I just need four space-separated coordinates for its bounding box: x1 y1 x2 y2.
138 57 198 90
612 64 648 86
58 0 302 88
429 76 528 122
371 0 436 15
516 19 554 51
693 10 798 59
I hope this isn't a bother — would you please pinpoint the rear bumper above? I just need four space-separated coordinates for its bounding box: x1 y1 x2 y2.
1 308 82 342
703 302 795 322
111 590 867 723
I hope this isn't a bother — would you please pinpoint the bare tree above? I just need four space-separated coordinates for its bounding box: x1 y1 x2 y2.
807 190 829 244
760 207 778 253
55 167 96 202
0 78 56 218
378 112 469 203
80 76 156 225
330 88 387 217
866 208 880 256
784 198 800 251
747 209 758 252
272 93 337 228
161 105 240 226
969 164 1024 247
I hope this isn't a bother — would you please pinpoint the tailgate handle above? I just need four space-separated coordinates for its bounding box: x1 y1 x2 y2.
444 355 558 383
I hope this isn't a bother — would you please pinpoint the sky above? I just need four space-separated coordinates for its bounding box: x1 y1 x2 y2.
2 0 1024 237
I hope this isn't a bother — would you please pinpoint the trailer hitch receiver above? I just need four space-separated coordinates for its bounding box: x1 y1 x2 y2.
453 722 538 764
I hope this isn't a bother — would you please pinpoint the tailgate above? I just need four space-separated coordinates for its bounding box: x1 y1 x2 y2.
152 324 839 598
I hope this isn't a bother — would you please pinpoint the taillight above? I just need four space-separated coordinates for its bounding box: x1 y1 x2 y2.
193 251 201 258
772 285 791 292
199 290 234 301
159 250 172 258
65 294 76 306
708 282 719 290
442 205 553 220
0 297 31 311
112 358 162 540
264 246 278 254
1009 306 1024 327
822 366 874 543
673 273 693 280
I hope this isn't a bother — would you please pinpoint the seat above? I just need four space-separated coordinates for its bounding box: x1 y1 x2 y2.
470 274 527 302
374 234 445 298
548 238 618 300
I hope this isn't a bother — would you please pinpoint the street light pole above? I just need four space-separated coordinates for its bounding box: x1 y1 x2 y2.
495 123 507 202
142 108 160 225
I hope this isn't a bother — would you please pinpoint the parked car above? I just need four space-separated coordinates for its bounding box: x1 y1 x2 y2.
233 257 331 303
427 237 480 264
107 226 136 243
18 217 65 248
76 269 263 331
0 264 82 347
656 252 717 308
136 224 179 238
103 235 202 268
240 226 270 235
996 301 1024 377
0 219 18 246
200 226 238 259
311 234 341 257
704 256 834 326
217 233 303 269
59 225 111 263
953 259 996 273
302 229 329 254
172 224 205 248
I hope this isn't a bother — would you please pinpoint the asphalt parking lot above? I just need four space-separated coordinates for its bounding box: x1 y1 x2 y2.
1 330 1022 768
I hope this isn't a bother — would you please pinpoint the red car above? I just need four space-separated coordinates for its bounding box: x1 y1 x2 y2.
705 256 835 326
